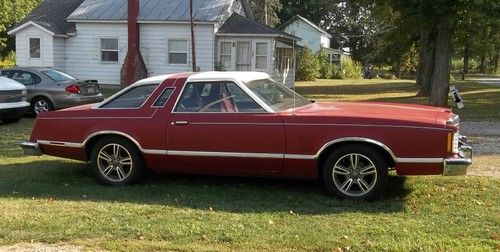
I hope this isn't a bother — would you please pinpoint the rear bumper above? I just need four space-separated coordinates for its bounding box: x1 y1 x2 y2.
443 137 472 176
20 141 42 156
53 94 104 109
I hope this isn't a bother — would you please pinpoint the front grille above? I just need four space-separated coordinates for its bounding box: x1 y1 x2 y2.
0 90 24 103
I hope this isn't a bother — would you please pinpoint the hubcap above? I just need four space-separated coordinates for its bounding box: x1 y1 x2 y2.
332 153 377 197
97 143 133 182
34 100 50 114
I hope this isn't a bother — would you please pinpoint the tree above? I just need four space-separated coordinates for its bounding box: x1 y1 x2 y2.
295 48 319 81
0 0 41 57
250 0 282 27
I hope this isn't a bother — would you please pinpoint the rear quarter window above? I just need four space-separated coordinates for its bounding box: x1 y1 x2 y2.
101 84 159 109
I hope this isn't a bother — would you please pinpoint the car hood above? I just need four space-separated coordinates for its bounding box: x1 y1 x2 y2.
281 101 454 127
0 77 26 91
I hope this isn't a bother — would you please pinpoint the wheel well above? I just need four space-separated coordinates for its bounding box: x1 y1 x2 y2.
30 95 53 105
84 134 142 160
317 141 396 174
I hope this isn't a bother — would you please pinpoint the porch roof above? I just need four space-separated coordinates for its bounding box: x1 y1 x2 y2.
217 13 300 41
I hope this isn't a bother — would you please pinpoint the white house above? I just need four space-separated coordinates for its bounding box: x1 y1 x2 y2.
8 0 299 86
280 15 349 65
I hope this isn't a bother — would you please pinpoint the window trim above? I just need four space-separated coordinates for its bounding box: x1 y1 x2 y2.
253 41 269 71
151 87 176 108
28 36 42 59
171 80 273 114
100 37 119 63
218 40 234 71
167 38 189 66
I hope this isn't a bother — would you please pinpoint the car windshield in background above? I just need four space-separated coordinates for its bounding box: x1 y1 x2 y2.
42 69 77 82
244 79 311 111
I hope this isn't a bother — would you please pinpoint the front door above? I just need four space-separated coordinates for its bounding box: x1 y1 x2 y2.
235 42 251 71
167 81 286 177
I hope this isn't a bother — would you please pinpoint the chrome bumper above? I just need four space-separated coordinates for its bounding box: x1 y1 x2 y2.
443 135 472 176
20 141 42 156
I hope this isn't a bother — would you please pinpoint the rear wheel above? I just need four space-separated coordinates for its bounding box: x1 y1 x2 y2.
31 97 54 115
322 144 389 201
1 117 21 124
90 137 145 185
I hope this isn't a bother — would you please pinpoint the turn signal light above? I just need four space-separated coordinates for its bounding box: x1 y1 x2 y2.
65 84 81 94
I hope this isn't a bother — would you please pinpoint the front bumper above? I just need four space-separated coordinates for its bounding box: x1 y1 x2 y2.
0 104 30 118
20 141 42 156
443 135 472 176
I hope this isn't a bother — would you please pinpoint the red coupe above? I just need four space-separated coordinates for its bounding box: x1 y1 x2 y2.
21 72 472 200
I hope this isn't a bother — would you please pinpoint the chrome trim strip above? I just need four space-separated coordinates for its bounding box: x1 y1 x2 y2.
166 150 284 159
37 140 83 148
396 158 444 163
143 149 167 155
284 154 316 160
314 137 398 161
285 123 448 131
82 131 143 150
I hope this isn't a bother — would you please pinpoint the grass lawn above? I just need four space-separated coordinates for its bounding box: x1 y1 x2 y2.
0 79 499 251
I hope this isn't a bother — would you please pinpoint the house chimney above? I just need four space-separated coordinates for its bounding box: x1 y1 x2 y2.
120 0 147 86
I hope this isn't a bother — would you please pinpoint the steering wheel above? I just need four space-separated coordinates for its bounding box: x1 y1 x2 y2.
198 95 235 112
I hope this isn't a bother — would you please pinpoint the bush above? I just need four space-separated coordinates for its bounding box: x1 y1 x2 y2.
341 57 362 79
316 49 334 79
0 52 15 68
295 48 319 81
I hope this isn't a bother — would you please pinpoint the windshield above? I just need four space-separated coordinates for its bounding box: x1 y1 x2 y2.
244 79 312 111
42 69 77 82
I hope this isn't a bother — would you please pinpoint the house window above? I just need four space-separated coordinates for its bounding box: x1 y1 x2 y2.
219 42 232 70
100 38 119 62
254 42 268 70
29 38 41 58
168 39 188 64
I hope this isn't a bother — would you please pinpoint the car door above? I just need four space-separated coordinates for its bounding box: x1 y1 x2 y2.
167 81 286 177
9 70 40 101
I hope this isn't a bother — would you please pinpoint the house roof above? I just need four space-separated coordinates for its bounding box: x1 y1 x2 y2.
217 13 300 40
8 0 84 36
280 15 332 38
67 0 251 23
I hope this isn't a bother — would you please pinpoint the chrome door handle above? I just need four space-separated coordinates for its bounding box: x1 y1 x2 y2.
173 121 189 125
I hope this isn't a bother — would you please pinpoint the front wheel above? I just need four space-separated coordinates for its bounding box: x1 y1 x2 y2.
322 145 389 201
90 137 145 185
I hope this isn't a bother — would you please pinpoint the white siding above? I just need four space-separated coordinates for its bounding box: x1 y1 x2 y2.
53 37 66 71
283 19 324 52
14 25 54 67
320 35 330 49
65 23 128 85
140 23 215 77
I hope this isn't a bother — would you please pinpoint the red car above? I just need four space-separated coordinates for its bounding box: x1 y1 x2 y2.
21 72 472 200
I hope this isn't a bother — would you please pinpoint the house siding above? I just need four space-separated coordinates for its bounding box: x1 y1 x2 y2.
64 23 127 85
283 19 324 52
140 23 215 77
14 25 54 67
53 37 66 70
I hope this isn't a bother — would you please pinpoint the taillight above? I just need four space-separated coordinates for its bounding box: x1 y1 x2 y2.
65 84 81 94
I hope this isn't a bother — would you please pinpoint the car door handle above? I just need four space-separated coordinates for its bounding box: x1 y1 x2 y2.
172 121 189 125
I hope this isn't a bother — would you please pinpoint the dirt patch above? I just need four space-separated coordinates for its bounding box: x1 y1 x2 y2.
460 121 500 178
0 243 85 252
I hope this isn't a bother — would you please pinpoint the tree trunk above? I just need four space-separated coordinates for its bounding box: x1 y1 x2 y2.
429 18 454 107
462 45 470 80
479 53 486 74
417 28 435 96
494 50 499 74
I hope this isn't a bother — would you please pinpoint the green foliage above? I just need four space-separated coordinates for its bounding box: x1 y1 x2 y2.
316 48 334 79
250 0 282 27
0 0 41 57
0 51 15 67
341 57 362 79
295 48 319 81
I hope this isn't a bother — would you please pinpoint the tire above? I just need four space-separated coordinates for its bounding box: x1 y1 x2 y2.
1 117 21 124
31 97 54 115
90 137 145 186
322 144 389 201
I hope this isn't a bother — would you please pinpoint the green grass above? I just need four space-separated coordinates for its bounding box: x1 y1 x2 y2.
296 79 500 121
0 79 499 251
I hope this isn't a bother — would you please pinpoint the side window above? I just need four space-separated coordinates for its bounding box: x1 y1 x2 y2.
29 38 41 59
11 71 41 85
100 38 119 62
152 88 174 107
101 84 158 108
175 82 265 113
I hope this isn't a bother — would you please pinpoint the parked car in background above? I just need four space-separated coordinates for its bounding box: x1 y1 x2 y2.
0 77 30 124
21 72 472 201
0 67 104 114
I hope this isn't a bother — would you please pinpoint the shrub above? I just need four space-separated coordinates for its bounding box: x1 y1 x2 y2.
341 57 362 79
316 48 334 79
295 48 319 81
0 52 15 68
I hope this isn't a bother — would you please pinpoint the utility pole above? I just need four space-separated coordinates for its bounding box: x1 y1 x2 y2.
189 0 197 72
264 0 268 25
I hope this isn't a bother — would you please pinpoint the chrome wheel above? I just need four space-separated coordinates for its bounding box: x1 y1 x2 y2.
332 153 378 197
97 143 133 182
34 100 50 114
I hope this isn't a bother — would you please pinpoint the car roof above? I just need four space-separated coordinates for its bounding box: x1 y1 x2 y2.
188 71 270 82
3 67 54 72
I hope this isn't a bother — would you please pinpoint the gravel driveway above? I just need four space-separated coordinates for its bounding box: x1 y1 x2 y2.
460 121 500 178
